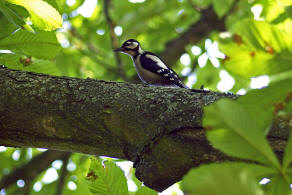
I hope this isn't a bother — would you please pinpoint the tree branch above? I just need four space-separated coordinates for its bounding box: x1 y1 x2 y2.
160 7 226 66
103 0 127 81
0 67 289 191
0 150 70 190
55 154 71 195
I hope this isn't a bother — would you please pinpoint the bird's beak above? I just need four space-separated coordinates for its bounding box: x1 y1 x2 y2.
114 47 125 52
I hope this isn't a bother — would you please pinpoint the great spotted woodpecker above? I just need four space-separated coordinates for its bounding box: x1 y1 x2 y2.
114 39 189 88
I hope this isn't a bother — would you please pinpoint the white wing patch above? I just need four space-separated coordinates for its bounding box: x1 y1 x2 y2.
145 54 168 69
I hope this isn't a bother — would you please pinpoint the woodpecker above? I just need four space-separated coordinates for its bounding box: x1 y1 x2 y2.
114 39 189 88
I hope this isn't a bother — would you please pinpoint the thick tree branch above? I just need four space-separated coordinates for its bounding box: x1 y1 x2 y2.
0 67 289 191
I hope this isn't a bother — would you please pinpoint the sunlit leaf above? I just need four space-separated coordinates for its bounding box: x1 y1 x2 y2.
278 0 292 6
211 0 234 18
204 99 280 167
265 174 291 195
0 29 61 59
238 78 292 133
0 53 24 68
219 19 292 78
0 53 62 75
5 0 62 31
0 1 25 29
134 186 157 195
85 157 128 195
181 163 266 195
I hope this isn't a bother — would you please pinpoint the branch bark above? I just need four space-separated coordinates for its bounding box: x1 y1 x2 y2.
0 67 289 191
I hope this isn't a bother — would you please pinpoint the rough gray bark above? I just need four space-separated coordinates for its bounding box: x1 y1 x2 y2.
0 67 289 191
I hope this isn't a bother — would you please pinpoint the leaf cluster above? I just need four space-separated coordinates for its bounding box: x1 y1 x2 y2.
85 157 157 195
181 79 292 194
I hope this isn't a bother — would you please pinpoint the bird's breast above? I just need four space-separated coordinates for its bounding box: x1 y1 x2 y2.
133 56 173 86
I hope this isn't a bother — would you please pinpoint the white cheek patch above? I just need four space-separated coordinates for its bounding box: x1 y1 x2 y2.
145 54 168 69
138 46 143 53
126 42 138 49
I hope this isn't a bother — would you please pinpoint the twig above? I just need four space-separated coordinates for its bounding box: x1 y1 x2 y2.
160 7 226 66
69 28 122 79
23 180 31 195
0 150 70 190
103 0 127 81
55 153 71 195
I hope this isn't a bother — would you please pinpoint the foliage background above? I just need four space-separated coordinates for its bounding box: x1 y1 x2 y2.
0 0 292 194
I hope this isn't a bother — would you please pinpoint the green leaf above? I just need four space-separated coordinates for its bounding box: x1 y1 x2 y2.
0 1 25 29
283 130 292 169
285 6 292 19
211 0 234 18
0 53 24 68
265 174 291 195
129 168 157 195
271 12 288 24
287 168 292 181
191 0 211 8
129 167 142 189
194 61 220 90
134 186 157 195
22 59 62 75
204 99 280 167
55 50 84 77
85 157 129 195
219 19 292 78
270 69 292 83
5 0 62 31
42 0 60 12
238 78 292 133
0 29 61 59
0 13 19 40
181 163 265 195
0 53 62 76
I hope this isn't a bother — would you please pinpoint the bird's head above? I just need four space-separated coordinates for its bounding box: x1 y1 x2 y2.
114 39 142 57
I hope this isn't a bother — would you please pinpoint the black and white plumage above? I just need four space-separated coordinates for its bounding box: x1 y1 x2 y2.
114 39 189 88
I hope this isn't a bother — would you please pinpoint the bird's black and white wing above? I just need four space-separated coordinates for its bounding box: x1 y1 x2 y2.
139 52 188 88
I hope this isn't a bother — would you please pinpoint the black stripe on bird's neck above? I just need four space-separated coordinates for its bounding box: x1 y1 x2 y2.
133 51 139 59
132 46 143 59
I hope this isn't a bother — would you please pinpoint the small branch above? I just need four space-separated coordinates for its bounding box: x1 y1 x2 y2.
69 28 116 73
0 150 70 190
23 180 31 195
103 0 127 81
160 7 226 66
55 154 71 195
